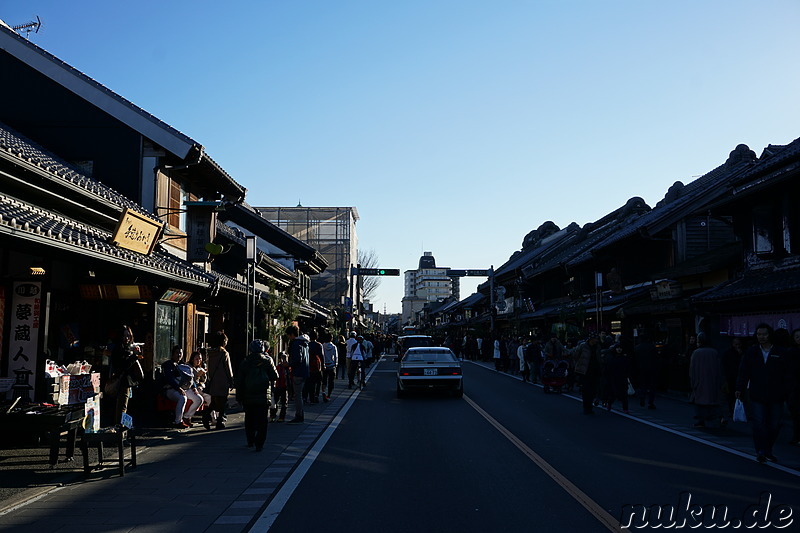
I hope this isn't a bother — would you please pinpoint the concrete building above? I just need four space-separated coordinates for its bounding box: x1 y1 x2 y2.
254 206 359 311
402 252 459 325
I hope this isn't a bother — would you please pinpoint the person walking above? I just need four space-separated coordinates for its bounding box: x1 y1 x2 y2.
305 330 323 404
336 335 348 380
788 329 800 446
270 352 289 423
206 331 234 429
286 325 309 424
236 340 279 452
736 324 793 463
493 337 502 371
321 331 338 401
689 333 724 428
574 333 602 414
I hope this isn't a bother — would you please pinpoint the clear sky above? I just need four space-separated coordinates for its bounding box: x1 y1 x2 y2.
3 1 800 314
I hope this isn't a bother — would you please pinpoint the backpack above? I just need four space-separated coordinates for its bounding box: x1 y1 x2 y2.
244 360 272 396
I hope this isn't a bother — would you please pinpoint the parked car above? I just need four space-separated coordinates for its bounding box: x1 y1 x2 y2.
396 335 435 361
396 347 463 398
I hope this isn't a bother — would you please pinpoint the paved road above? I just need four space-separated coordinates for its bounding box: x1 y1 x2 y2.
2 355 799 532
263 359 800 532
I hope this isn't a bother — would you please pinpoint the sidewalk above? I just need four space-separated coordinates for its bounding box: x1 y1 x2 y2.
468 360 800 473
0 376 363 532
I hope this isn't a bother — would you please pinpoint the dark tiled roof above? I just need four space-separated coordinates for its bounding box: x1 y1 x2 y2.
692 265 800 303
0 192 212 286
0 121 154 218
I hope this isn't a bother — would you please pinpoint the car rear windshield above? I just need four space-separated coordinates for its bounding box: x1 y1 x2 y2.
404 350 456 362
400 337 434 349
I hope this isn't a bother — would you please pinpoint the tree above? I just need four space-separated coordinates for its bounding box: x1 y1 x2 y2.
358 248 381 302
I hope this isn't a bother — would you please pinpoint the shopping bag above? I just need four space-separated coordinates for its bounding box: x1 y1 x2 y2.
733 399 747 423
627 379 636 396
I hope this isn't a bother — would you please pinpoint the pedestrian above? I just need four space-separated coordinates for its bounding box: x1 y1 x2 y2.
689 333 724 428
574 333 602 414
788 329 800 445
270 352 289 423
518 338 530 382
635 331 659 409
110 325 144 426
493 337 502 371
336 335 348 380
236 339 279 452
286 325 309 424
735 323 793 463
206 330 234 429
720 337 745 424
603 342 631 413
321 331 338 401
305 330 323 404
349 335 366 388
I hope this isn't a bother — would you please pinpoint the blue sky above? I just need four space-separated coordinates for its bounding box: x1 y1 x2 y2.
3 1 800 314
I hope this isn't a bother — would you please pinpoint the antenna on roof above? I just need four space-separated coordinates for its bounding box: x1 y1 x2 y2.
11 16 42 39
297 199 302 207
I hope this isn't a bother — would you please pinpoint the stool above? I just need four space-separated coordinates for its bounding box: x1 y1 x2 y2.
80 428 136 477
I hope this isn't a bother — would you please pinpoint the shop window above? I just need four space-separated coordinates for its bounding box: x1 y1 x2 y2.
155 303 183 365
752 205 774 255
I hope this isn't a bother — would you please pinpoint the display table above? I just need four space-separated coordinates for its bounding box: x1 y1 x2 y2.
0 404 87 467
80 427 136 477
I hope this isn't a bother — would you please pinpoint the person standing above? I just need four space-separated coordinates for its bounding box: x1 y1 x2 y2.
788 329 800 445
604 343 631 413
720 337 744 424
321 331 338 401
305 330 323 404
111 325 144 426
493 337 502 371
518 338 530 382
236 340 279 452
286 325 309 424
336 335 348 380
206 331 234 429
736 324 793 463
635 331 659 409
574 333 602 414
689 333 724 428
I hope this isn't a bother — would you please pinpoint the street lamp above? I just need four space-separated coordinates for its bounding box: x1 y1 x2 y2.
246 235 257 346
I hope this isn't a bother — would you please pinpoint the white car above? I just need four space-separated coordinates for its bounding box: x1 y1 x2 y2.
396 347 463 398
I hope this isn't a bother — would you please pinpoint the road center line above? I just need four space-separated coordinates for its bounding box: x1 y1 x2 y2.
464 395 629 533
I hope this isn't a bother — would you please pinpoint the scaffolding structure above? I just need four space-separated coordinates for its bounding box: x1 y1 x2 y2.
255 206 359 310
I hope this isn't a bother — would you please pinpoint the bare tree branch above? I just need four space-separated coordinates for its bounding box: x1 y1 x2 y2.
358 248 381 302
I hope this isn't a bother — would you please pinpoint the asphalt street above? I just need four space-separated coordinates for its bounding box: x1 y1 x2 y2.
1 355 799 532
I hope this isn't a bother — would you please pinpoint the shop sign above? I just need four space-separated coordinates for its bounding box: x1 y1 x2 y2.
57 373 101 405
185 202 218 262
650 280 682 300
160 288 193 304
111 208 162 255
8 282 41 396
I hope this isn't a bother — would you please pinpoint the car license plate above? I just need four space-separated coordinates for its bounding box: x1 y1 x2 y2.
424 368 438 376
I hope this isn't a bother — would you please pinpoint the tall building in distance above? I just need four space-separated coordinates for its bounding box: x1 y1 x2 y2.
255 206 359 310
402 251 459 325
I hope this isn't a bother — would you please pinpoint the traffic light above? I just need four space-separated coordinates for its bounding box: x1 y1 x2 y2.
358 268 400 276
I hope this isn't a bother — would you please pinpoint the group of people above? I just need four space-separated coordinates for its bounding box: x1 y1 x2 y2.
689 324 798 464
156 325 381 451
160 330 234 430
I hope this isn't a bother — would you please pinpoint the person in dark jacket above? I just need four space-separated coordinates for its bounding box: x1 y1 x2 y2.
736 324 793 463
236 340 279 451
603 343 631 413
286 325 309 423
111 325 144 426
635 331 659 409
574 334 602 414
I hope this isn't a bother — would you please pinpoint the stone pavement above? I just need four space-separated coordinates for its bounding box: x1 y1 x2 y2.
0 376 363 533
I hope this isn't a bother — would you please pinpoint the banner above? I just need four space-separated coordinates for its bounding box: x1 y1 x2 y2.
8 282 42 399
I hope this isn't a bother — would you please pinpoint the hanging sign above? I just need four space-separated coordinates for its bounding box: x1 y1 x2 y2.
111 208 162 255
